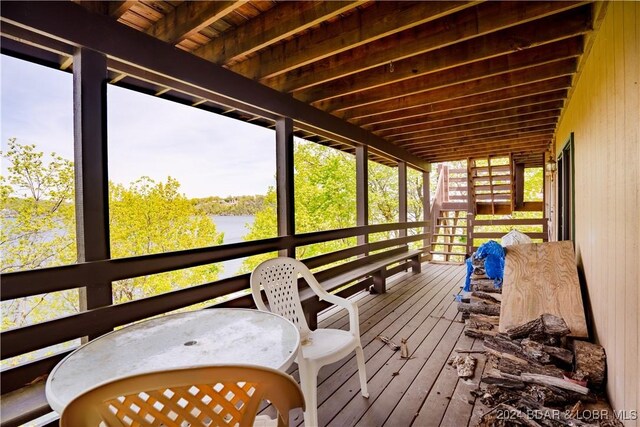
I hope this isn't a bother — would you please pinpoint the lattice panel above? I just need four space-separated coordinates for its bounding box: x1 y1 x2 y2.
100 381 258 426
257 263 307 329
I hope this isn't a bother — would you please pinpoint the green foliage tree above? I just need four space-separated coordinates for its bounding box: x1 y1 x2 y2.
241 140 425 272
1 139 77 329
1 140 224 332
109 176 224 303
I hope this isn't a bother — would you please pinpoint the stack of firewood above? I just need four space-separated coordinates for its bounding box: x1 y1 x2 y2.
456 272 619 427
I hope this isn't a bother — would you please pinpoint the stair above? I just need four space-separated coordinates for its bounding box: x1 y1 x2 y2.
430 209 468 263
468 155 515 215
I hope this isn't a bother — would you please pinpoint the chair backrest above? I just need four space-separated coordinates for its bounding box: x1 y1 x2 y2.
250 258 314 341
60 365 305 427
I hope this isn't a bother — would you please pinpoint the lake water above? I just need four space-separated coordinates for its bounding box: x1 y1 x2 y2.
212 215 254 279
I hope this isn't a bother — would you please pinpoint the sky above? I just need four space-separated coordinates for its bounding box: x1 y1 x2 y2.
1 54 276 198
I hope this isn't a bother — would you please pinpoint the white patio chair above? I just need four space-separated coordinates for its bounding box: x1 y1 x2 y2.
250 257 369 427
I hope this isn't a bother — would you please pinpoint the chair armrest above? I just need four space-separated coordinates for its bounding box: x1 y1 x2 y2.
299 267 361 337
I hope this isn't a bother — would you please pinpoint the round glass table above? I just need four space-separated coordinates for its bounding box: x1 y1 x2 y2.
45 308 300 413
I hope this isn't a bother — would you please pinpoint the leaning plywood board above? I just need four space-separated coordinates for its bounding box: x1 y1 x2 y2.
499 241 588 337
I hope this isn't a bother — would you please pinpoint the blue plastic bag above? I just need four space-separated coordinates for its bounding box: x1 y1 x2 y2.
464 240 505 291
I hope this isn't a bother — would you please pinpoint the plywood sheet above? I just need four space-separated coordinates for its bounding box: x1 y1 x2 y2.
499 241 588 337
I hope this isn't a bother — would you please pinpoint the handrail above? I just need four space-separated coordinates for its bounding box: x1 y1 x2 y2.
1 221 429 393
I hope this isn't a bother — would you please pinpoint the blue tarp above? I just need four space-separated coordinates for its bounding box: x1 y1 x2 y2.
464 240 505 292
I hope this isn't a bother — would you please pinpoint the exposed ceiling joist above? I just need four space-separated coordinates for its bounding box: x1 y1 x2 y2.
296 6 592 103
109 1 136 19
317 37 582 112
377 103 565 138
229 1 479 80
388 111 561 142
194 1 366 65
146 1 245 45
266 1 589 92
341 58 578 120
398 124 557 147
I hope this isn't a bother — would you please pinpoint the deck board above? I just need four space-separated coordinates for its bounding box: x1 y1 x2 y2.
263 263 484 427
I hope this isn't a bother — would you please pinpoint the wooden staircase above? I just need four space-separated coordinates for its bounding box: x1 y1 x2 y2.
468 155 515 215
430 166 468 263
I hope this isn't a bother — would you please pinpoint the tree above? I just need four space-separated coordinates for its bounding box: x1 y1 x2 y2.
109 176 224 303
241 140 424 272
1 139 77 329
1 140 224 332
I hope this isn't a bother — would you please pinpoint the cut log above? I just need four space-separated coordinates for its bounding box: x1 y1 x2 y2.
521 339 552 364
572 340 606 388
465 318 494 331
484 335 544 365
464 328 498 339
457 301 501 316
469 313 501 325
506 313 571 341
496 356 565 379
471 291 502 303
471 278 502 294
520 373 589 395
543 344 573 365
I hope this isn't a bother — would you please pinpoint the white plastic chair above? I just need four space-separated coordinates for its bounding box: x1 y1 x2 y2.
250 257 369 427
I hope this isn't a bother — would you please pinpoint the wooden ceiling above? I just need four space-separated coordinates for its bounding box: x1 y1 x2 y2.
80 0 597 166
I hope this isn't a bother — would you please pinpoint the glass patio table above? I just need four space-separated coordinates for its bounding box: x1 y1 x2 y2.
45 308 300 413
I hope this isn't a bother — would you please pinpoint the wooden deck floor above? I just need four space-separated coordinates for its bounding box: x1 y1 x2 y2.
270 262 492 427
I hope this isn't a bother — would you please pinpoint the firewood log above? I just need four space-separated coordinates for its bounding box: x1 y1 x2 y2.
457 301 501 316
572 340 606 388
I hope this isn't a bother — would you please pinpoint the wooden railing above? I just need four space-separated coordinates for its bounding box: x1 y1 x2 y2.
0 221 429 395
467 216 548 253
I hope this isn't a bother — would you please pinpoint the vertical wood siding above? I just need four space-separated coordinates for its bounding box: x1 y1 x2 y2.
555 2 639 424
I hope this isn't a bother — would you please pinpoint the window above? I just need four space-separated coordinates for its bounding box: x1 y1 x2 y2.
557 133 575 241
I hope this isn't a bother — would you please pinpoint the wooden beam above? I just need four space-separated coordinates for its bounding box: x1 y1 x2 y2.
276 117 295 258
342 58 578 120
422 169 430 256
356 145 368 248
0 1 428 170
108 1 136 19
72 48 112 331
296 6 592 102
361 88 569 130
394 115 560 144
376 101 565 137
266 1 590 92
194 1 365 65
403 127 557 149
419 143 551 163
317 37 583 112
146 1 244 45
398 162 407 238
410 135 554 156
229 1 478 80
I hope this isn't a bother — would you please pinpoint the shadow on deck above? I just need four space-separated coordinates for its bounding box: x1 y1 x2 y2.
266 263 491 427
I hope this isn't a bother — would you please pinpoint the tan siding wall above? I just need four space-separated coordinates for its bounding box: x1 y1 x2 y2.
555 2 639 424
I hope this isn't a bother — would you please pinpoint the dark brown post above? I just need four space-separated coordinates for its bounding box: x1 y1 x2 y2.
276 117 295 257
73 48 112 326
423 168 431 260
398 161 407 239
515 162 525 209
356 145 369 249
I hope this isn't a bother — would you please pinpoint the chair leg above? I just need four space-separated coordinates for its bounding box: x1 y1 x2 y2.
355 345 369 398
299 361 319 426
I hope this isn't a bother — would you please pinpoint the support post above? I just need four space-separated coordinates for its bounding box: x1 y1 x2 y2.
73 48 112 338
276 117 295 257
398 162 407 239
423 169 431 260
356 145 369 250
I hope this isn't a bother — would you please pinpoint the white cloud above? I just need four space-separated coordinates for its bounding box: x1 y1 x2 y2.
1 54 276 198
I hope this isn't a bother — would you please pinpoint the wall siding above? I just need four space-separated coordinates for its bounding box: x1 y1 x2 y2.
555 2 639 424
